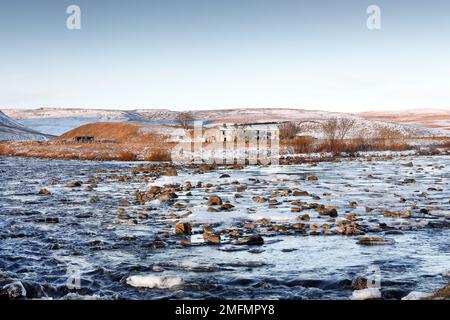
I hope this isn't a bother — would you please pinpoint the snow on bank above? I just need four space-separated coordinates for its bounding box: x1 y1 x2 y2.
126 275 183 289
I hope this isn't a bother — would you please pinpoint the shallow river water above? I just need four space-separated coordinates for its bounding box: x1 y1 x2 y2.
0 156 449 299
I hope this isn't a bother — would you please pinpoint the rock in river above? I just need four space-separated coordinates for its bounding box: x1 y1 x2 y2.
65 181 82 188
357 236 393 246
351 288 381 300
203 228 221 244
238 235 264 245
38 188 51 195
293 190 309 196
318 206 338 217
174 222 192 235
252 196 268 203
207 195 222 206
158 192 178 200
1 281 27 300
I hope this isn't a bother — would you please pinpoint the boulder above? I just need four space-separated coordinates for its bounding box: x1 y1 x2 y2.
252 196 268 203
318 206 338 217
357 236 393 246
351 288 381 300
221 203 234 211
238 235 264 245
293 190 309 196
38 188 51 195
65 181 82 188
1 281 27 300
174 222 192 235
297 214 310 221
203 228 221 245
207 195 222 206
158 192 178 200
401 210 411 218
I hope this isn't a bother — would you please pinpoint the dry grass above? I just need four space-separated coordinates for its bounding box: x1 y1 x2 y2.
282 136 410 154
117 150 138 161
59 122 137 142
285 136 316 153
144 148 172 161
0 122 175 161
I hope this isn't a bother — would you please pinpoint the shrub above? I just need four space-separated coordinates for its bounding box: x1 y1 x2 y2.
289 136 316 153
145 148 171 161
278 122 300 140
117 151 137 161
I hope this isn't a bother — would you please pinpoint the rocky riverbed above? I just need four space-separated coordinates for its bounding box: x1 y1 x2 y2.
0 156 449 300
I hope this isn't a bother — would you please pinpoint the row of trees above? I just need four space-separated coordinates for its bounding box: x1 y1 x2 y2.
279 117 406 153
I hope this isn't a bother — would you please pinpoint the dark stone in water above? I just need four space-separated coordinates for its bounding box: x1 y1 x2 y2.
34 217 59 223
0 281 27 300
22 281 48 299
385 230 404 235
65 181 82 188
238 235 264 245
382 289 408 300
76 213 93 219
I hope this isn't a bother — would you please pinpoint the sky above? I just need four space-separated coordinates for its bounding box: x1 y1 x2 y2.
0 0 449 112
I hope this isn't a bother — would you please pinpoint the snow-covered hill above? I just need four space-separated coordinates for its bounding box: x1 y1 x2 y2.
3 107 449 138
0 111 51 141
4 108 129 136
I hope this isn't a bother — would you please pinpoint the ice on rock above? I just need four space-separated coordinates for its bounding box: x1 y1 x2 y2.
126 275 183 289
401 291 431 300
351 288 381 300
2 281 27 299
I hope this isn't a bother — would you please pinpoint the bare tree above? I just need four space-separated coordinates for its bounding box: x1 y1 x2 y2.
376 127 405 149
176 112 194 129
336 117 356 141
321 117 356 151
278 122 300 140
321 118 339 145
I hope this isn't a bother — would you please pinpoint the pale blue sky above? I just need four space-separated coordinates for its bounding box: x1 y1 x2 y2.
1 0 449 111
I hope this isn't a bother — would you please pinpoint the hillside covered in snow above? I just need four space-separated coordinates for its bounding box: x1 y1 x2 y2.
0 111 51 141
2 107 449 138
